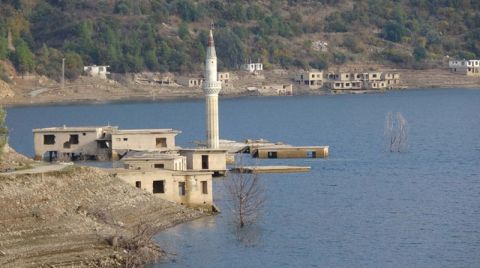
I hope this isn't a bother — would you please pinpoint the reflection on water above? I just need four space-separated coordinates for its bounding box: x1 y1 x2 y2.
6 89 480 267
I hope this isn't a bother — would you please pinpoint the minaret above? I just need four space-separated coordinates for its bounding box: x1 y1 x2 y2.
202 28 222 149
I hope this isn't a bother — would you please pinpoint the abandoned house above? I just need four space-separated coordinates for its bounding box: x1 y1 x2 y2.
293 70 323 89
179 149 227 176
122 151 187 171
449 60 480 76
111 129 181 160
326 71 398 90
217 72 230 84
33 126 118 161
115 169 214 210
177 76 203 87
133 73 175 86
366 81 387 90
293 71 323 89
83 65 110 79
241 62 263 73
312 40 328 52
382 73 401 87
252 146 329 159
260 84 293 96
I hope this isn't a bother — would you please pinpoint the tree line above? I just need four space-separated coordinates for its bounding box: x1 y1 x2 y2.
1 0 480 82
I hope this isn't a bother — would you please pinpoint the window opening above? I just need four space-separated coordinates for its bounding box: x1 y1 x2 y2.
44 135 55 145
201 181 208 194
178 182 186 196
153 180 165 194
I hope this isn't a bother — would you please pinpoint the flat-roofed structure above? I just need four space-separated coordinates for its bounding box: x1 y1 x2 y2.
449 59 480 76
252 146 329 159
111 129 181 159
33 125 117 161
180 148 227 176
121 151 187 171
293 70 323 89
115 169 214 210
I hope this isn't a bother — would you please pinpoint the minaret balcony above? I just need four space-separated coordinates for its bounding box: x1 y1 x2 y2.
203 81 222 95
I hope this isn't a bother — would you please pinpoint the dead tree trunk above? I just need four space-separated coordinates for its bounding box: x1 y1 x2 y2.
385 111 408 152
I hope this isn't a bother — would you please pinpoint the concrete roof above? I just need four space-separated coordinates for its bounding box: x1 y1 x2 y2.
112 168 213 176
122 151 184 161
112 129 181 135
33 126 117 133
256 145 329 150
180 148 228 153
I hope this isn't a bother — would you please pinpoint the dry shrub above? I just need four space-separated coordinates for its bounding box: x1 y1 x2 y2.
115 222 166 268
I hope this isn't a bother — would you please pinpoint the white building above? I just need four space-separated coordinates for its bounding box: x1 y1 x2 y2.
241 62 263 73
449 60 480 76
83 65 110 79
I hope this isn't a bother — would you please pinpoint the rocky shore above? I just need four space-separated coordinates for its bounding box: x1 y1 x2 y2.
0 149 208 267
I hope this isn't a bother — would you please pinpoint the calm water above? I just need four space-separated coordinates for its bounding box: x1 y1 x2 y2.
6 89 480 267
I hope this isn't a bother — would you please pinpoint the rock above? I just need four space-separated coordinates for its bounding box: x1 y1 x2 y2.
0 80 14 98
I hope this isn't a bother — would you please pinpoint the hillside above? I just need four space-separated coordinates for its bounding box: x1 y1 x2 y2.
1 0 480 81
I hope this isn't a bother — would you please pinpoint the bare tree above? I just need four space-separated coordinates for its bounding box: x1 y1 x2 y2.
385 111 408 152
225 165 265 228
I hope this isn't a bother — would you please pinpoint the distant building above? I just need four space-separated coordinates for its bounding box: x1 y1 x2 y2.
261 84 293 95
312 40 328 52
177 76 203 87
134 73 175 86
83 65 110 79
382 73 401 86
293 70 323 89
449 60 480 76
241 62 263 73
217 72 230 84
326 71 400 90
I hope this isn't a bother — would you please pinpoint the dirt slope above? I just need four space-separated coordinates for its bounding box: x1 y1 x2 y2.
0 166 206 267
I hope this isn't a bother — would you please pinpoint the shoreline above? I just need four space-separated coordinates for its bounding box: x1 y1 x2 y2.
2 67 480 108
2 85 480 109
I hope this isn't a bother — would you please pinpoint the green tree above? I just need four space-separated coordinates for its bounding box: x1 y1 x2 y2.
413 46 427 61
12 39 35 74
64 52 83 80
178 22 190 40
0 28 8 60
383 20 408 42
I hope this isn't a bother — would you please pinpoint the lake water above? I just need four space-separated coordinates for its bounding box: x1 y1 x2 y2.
6 89 480 267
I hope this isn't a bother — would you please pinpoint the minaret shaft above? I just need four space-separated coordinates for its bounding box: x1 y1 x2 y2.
205 94 219 149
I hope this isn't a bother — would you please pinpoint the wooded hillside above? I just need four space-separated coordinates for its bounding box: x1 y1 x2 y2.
1 0 480 81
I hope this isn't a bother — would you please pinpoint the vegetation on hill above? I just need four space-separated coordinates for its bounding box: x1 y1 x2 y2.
0 107 7 154
1 0 480 80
